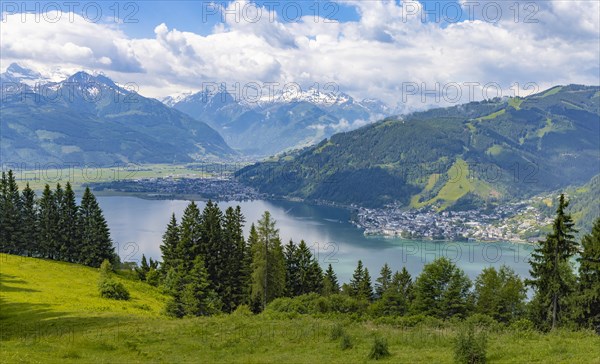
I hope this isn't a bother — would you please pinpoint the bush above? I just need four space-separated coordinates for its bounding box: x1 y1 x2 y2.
340 333 353 350
465 314 499 331
232 304 253 317
99 279 130 300
454 325 487 364
368 336 391 360
98 259 130 300
509 318 535 333
330 323 345 340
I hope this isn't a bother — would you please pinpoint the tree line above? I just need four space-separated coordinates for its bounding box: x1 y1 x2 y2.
147 194 599 331
0 170 116 267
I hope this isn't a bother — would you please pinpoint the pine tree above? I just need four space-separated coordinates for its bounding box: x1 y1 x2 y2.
246 223 259 310
221 206 247 312
251 211 286 310
527 194 578 330
160 213 180 274
199 200 224 295
53 183 64 259
20 183 38 257
284 240 300 296
38 184 58 259
180 255 220 316
137 254 150 281
58 182 80 262
305 258 324 294
375 267 414 316
177 201 202 272
323 264 340 295
0 172 6 248
350 260 373 301
375 263 393 299
79 187 114 267
1 170 22 253
350 260 365 298
360 268 374 301
574 218 600 329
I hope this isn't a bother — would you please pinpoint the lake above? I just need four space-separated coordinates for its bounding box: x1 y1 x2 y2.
98 196 535 284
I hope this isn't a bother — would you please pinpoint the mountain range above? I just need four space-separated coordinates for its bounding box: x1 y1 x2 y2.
1 64 234 165
236 85 600 209
164 87 392 156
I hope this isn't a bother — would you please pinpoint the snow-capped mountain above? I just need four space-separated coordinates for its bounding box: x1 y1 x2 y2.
1 67 235 165
163 87 396 156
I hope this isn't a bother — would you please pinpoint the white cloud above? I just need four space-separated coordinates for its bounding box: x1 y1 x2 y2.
1 0 598 112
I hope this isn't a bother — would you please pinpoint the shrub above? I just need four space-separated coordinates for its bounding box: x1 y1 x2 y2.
330 323 345 340
99 279 130 300
340 333 353 350
98 259 130 300
232 304 253 317
368 336 391 360
509 318 535 332
454 325 487 364
465 314 499 331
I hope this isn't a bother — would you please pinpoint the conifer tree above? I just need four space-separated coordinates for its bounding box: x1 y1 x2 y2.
58 182 80 262
38 184 58 259
0 172 6 248
527 194 578 330
180 255 220 316
79 187 114 267
199 200 224 295
375 263 393 299
160 213 180 274
20 183 38 256
177 201 202 272
574 218 600 329
350 260 373 301
221 206 247 312
251 211 286 310
284 240 300 296
323 263 340 295
53 183 64 259
1 170 22 253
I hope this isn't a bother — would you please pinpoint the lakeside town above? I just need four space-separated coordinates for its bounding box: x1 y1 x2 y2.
352 199 554 243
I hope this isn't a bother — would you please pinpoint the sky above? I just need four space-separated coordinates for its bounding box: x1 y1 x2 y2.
1 0 599 110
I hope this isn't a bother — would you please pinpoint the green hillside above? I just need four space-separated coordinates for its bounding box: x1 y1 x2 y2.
237 85 600 208
1 254 599 363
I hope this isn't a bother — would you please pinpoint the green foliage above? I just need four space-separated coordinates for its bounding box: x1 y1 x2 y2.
251 211 286 311
527 194 579 330
322 264 340 295
329 322 345 340
98 259 130 300
349 260 373 301
412 258 472 319
574 218 600 329
453 325 487 364
340 333 353 350
99 279 131 300
474 265 526 323
368 336 391 360
238 85 600 209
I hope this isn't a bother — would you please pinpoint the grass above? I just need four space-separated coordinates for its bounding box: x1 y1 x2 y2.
10 164 239 192
541 86 563 98
2 254 600 363
476 109 506 121
508 97 523 110
411 159 494 210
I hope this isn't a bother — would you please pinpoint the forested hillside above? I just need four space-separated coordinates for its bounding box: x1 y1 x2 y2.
237 85 600 208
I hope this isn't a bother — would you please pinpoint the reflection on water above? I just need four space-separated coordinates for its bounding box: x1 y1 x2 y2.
98 196 534 284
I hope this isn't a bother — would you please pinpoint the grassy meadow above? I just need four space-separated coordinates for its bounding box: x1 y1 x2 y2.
1 253 599 363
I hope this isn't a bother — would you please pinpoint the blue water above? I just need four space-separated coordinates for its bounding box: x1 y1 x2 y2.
98 196 534 284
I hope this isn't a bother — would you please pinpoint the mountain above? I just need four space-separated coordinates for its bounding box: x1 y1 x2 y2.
164 88 391 156
236 85 600 208
1 66 235 165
